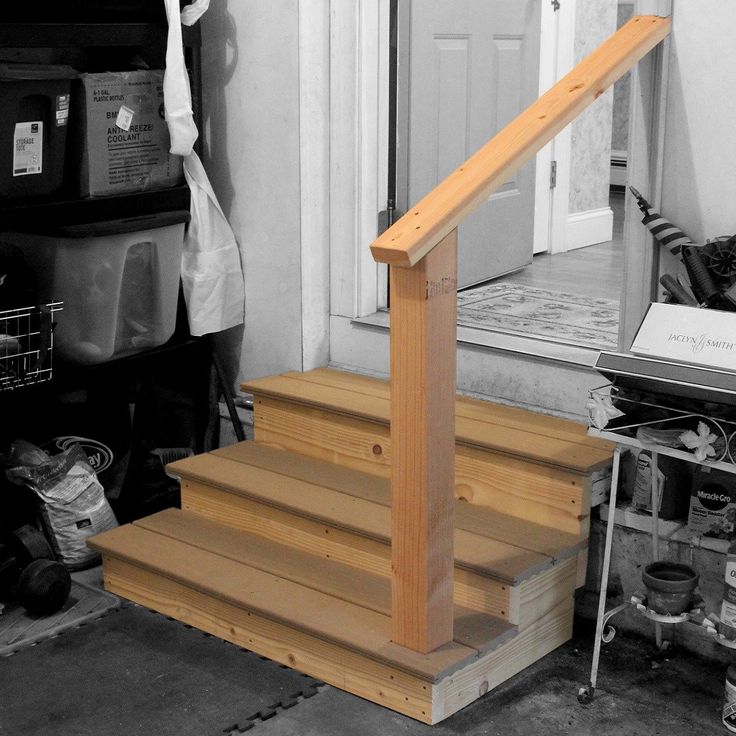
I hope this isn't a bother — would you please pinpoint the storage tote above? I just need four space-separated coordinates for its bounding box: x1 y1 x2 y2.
8 211 189 364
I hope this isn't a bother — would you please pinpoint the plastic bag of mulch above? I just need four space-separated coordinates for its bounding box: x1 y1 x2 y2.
3 439 118 569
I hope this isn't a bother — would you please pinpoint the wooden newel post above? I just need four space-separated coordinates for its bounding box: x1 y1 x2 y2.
389 228 457 654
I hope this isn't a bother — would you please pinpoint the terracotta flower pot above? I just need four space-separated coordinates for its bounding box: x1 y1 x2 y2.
642 561 699 615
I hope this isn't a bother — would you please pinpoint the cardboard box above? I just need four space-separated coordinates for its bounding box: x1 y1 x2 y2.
631 302 736 372
76 70 183 197
687 465 736 538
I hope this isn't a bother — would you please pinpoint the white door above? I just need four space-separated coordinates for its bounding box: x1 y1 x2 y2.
398 1 541 289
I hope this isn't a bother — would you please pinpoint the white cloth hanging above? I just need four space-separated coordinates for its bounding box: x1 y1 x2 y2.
182 151 245 336
163 0 245 335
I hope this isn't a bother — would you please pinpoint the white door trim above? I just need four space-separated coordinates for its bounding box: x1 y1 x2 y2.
533 0 575 255
298 0 331 370
328 0 388 321
322 0 666 354
619 0 672 348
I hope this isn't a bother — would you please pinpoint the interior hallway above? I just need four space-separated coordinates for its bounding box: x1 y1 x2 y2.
501 190 625 302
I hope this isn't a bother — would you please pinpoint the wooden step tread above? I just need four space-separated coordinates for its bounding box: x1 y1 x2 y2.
170 442 585 583
241 368 614 473
89 515 516 681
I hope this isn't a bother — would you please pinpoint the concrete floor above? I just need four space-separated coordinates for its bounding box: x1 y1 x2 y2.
1 591 729 735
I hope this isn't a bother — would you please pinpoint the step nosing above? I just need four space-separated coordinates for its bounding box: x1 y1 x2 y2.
180 477 549 585
93 529 512 682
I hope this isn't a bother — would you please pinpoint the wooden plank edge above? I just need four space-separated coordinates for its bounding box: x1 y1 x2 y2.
272 367 614 456
132 508 518 654
242 375 614 472
183 486 515 622
91 530 492 682
431 599 574 723
249 391 611 474
210 442 585 561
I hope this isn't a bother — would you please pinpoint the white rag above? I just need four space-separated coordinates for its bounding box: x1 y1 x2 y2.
163 0 245 336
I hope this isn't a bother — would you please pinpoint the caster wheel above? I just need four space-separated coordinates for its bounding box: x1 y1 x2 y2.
577 686 594 705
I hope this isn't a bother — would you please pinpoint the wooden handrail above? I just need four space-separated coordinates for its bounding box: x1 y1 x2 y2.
370 15 671 268
380 14 671 655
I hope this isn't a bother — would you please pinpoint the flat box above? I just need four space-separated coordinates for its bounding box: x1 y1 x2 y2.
76 70 183 197
687 465 736 539
631 302 736 371
594 351 736 409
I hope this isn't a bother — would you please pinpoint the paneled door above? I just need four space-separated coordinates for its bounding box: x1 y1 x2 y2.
398 1 541 288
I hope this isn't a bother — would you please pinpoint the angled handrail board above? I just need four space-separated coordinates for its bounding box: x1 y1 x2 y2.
366 14 670 654
370 15 671 268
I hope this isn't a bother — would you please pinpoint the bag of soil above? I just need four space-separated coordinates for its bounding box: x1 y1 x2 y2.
4 440 118 568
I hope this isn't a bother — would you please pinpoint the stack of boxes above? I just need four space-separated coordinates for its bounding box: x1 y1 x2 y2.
0 63 187 364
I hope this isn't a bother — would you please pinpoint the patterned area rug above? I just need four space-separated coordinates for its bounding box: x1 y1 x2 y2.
457 283 619 350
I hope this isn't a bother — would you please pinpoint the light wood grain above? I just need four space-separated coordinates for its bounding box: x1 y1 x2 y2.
514 558 577 631
182 481 514 620
432 599 574 722
242 369 614 472
369 15 670 267
211 441 583 555
242 397 591 536
391 231 458 652
133 509 516 651
176 453 553 584
90 524 480 680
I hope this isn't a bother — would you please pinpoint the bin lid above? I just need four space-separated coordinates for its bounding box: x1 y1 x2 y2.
0 63 79 81
53 210 191 238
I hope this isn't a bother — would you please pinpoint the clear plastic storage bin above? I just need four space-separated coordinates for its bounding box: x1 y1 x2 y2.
8 211 189 364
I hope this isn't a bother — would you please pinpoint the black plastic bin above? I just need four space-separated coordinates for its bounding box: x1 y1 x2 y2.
0 64 78 200
4 1 192 22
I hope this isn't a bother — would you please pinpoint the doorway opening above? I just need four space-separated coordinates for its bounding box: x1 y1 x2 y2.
389 0 628 355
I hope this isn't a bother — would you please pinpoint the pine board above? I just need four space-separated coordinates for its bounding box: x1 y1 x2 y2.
89 523 483 681
181 482 513 621
172 451 553 584
246 397 589 536
242 369 614 473
133 509 516 653
211 442 584 559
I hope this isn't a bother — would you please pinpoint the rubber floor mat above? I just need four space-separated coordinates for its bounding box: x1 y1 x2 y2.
0 579 121 657
0 603 316 736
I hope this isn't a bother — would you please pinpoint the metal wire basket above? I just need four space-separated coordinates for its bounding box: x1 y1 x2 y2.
0 302 63 391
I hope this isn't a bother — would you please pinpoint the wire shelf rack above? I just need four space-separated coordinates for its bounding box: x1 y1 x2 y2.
0 302 63 392
588 383 736 475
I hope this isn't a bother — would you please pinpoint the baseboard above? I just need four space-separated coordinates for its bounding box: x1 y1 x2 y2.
610 149 628 188
566 206 614 252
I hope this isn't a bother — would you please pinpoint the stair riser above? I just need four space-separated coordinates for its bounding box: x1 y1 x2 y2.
253 396 590 537
101 555 574 724
432 599 574 723
181 481 515 622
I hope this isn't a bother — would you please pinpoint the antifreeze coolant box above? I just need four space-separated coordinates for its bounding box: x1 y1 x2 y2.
0 63 77 199
8 211 189 364
75 70 183 197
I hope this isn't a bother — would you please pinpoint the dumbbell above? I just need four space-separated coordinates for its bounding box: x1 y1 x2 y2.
0 525 71 615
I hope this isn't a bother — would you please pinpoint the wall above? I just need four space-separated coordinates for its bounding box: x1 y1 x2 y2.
200 1 303 384
660 1 736 254
611 1 634 155
567 0 617 248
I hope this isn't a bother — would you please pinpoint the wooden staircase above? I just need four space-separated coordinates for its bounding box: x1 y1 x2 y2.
89 15 667 724
90 368 613 723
